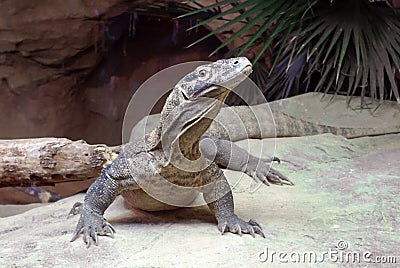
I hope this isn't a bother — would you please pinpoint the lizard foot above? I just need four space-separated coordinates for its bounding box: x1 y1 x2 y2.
70 205 115 248
218 215 265 238
248 161 294 186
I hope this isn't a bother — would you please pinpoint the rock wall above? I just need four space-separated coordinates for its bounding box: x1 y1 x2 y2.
0 1 223 145
0 0 130 140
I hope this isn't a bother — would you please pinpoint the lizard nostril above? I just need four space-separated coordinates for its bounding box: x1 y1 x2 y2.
234 60 239 65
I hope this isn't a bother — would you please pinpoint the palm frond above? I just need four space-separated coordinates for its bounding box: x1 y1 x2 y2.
184 0 400 105
298 1 400 104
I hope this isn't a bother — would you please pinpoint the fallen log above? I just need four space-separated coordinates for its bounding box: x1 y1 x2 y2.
0 138 118 187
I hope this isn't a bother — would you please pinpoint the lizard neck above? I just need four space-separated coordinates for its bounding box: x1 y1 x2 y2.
145 89 182 150
147 89 227 159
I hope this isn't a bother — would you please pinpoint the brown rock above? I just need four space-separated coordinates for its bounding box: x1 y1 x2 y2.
0 0 128 93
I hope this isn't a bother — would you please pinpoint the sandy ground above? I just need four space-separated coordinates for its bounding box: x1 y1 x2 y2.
0 133 399 267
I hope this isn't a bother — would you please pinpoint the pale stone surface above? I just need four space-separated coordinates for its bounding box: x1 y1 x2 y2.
0 133 399 267
268 93 400 129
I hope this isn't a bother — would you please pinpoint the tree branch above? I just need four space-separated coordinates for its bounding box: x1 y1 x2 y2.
0 138 118 187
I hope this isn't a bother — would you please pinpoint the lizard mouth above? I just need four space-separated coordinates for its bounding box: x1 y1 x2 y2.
196 85 227 99
241 64 253 75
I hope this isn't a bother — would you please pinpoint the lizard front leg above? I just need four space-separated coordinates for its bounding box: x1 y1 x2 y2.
69 157 139 247
202 174 265 237
200 136 293 186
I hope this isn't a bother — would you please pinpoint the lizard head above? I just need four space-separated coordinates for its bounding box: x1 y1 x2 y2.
156 57 252 163
159 57 252 121
177 57 252 102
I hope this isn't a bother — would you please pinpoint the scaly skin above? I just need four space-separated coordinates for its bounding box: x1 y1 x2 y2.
69 57 292 247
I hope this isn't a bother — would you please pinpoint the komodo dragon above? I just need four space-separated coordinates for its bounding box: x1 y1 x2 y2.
69 57 293 247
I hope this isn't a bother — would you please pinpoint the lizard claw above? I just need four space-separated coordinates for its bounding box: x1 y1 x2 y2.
252 171 270 186
219 222 228 234
232 223 242 236
248 219 266 238
248 225 255 238
217 216 265 238
67 202 83 218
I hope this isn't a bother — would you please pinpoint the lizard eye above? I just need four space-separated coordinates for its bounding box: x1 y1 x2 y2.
198 69 207 77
